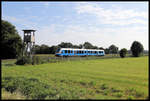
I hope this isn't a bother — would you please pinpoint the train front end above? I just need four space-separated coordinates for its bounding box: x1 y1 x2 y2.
55 48 62 57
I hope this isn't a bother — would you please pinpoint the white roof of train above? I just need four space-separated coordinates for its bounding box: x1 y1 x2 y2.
60 48 104 51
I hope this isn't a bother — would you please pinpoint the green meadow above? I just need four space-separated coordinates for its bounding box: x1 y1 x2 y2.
1 56 148 100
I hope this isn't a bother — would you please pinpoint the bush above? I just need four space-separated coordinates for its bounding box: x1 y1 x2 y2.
100 84 109 90
127 95 134 99
110 87 122 93
2 76 52 99
15 56 32 65
32 56 42 65
113 92 123 97
119 48 127 58
130 41 144 57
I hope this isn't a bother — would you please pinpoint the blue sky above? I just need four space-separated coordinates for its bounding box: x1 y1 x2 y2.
2 1 148 50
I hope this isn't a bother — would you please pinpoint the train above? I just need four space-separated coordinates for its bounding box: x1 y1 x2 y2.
55 48 105 57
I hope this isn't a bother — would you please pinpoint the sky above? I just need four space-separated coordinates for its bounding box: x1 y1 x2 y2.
2 1 149 50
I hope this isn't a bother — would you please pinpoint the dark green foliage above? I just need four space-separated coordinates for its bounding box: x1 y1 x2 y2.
83 42 98 49
1 20 23 59
110 87 122 93
2 77 52 99
49 45 60 54
119 48 127 58
104 48 110 54
32 56 42 65
15 56 32 65
100 84 109 90
99 47 104 50
109 44 119 54
112 92 123 98
125 88 144 98
130 41 144 57
58 42 73 48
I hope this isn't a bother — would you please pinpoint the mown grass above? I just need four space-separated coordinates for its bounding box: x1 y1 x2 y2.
1 56 148 99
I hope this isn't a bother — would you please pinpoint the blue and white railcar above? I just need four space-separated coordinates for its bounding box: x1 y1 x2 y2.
55 48 105 57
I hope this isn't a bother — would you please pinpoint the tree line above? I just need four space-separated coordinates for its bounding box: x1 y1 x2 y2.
33 42 119 55
1 20 146 59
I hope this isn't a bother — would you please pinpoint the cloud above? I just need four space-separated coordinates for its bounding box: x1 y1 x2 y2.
2 15 38 29
35 23 148 50
75 3 148 25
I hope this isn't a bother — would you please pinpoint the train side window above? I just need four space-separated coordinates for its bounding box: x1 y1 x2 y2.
65 50 67 53
68 50 70 53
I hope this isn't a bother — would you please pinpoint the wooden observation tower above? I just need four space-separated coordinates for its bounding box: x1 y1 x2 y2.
22 29 36 57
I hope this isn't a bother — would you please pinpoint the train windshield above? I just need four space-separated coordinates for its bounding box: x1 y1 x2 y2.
56 48 61 53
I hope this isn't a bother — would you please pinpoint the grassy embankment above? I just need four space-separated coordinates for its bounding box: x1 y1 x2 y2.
1 55 148 99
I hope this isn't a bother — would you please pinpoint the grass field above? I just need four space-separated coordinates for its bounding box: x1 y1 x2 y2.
1 56 149 99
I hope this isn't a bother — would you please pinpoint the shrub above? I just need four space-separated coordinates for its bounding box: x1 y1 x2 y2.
119 48 127 58
113 92 123 97
111 87 122 93
135 91 144 98
127 95 134 99
100 83 109 90
15 56 32 65
2 76 52 99
32 56 42 65
130 41 144 57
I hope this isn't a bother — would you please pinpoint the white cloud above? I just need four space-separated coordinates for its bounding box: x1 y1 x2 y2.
75 3 148 25
2 15 38 29
35 24 148 50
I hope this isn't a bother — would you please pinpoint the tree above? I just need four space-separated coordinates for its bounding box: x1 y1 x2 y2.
49 45 60 54
40 44 50 54
1 20 22 59
104 48 110 54
83 42 94 49
34 45 41 54
58 42 73 48
130 41 144 57
109 44 119 54
99 47 104 50
119 48 127 58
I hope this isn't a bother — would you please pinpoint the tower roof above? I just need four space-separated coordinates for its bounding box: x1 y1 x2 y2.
22 29 36 33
